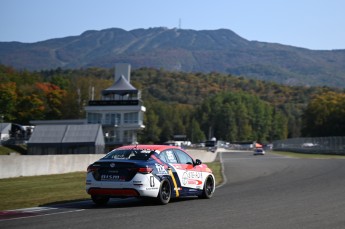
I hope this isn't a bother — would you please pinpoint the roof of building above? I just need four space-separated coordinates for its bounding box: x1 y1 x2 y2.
62 125 102 143
30 119 86 125
27 124 104 145
102 75 138 96
0 123 11 132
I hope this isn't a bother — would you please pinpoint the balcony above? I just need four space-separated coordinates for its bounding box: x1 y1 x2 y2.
88 100 140 106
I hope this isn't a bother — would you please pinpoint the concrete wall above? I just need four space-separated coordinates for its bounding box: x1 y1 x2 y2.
186 149 217 163
0 154 104 179
0 149 217 179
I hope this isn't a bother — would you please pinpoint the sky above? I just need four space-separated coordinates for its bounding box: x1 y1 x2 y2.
1 0 344 50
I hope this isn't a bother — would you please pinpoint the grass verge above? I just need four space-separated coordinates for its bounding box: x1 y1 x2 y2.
0 162 222 211
0 145 27 155
0 172 89 211
206 161 223 186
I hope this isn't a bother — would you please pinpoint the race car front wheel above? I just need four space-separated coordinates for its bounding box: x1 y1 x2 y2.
157 179 171 205
200 175 215 199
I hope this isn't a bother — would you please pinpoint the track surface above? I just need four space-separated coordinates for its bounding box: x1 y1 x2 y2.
2 151 345 229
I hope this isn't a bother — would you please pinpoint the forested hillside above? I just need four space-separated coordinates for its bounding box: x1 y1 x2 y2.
1 65 344 143
1 27 345 88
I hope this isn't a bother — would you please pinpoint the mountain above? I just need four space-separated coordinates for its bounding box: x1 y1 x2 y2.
1 27 345 88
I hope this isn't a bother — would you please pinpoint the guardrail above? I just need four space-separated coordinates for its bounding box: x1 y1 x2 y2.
273 136 345 155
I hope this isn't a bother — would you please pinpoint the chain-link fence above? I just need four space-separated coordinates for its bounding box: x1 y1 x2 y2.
273 136 345 155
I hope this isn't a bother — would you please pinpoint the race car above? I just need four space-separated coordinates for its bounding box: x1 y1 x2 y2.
253 148 265 155
86 144 215 205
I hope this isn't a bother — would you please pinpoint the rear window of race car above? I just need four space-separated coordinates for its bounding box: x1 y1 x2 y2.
103 149 153 160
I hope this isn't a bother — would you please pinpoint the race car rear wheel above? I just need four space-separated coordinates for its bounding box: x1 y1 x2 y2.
91 195 110 206
200 175 215 199
157 179 171 205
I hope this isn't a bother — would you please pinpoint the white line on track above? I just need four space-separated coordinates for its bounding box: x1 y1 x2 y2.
0 207 84 222
10 207 58 213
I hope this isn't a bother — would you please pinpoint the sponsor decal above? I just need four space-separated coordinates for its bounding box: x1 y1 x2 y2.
155 163 168 174
187 179 203 185
109 163 116 168
146 187 159 190
188 171 202 179
182 171 203 186
182 172 188 185
101 174 124 181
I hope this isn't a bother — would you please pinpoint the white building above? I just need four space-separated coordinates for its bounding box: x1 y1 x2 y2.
84 63 146 149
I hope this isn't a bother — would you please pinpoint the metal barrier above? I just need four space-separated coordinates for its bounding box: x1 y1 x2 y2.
273 136 345 155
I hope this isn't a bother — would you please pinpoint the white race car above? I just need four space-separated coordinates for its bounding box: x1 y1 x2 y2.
86 144 215 205
253 148 265 155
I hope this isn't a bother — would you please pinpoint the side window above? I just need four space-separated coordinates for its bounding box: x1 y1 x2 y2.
174 149 194 164
161 150 178 163
158 152 168 163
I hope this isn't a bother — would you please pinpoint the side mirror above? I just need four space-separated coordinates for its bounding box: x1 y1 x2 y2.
195 159 202 165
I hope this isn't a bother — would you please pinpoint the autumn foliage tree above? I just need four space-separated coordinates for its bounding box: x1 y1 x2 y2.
35 82 67 120
1 64 343 142
0 82 17 122
302 91 345 137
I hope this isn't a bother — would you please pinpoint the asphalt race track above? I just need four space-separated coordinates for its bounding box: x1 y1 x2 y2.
1 151 345 229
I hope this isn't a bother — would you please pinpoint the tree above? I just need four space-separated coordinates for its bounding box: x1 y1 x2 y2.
196 91 283 142
0 82 17 122
16 94 45 123
270 108 288 140
302 91 345 137
35 82 67 119
139 110 161 143
188 118 206 143
235 103 252 141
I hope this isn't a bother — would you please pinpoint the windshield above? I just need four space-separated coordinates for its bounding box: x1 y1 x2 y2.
103 149 153 160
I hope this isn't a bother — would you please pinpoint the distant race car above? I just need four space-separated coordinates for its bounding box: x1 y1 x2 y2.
253 148 265 155
86 144 215 205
